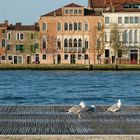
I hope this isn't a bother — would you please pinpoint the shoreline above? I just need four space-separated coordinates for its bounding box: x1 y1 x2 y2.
0 64 140 70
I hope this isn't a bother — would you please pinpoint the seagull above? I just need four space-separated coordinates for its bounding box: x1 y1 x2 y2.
107 99 121 112
81 105 96 113
67 102 86 118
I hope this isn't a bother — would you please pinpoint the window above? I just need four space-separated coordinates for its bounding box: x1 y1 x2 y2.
134 30 138 42
69 38 72 47
125 17 129 23
42 54 46 60
85 40 88 49
15 45 24 51
64 54 68 60
130 17 133 23
105 49 109 57
79 9 82 14
2 29 5 33
74 39 77 47
42 22 47 31
64 23 68 31
31 33 34 40
57 22 61 31
129 30 132 43
124 30 128 43
42 39 46 49
85 22 88 31
64 38 68 47
97 22 102 31
70 9 73 14
7 45 11 50
78 22 82 31
74 9 77 14
84 54 88 60
118 17 122 24
16 33 20 40
57 40 61 49
135 17 139 23
2 56 5 60
7 33 11 40
69 22 73 31
78 39 82 47
20 33 24 40
118 49 122 57
74 22 78 31
65 9 68 14
78 54 82 60
105 17 109 24
8 55 12 60
2 39 5 47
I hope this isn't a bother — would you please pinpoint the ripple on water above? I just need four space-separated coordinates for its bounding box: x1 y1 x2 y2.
0 70 139 105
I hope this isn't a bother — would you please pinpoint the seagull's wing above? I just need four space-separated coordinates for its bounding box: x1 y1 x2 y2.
107 103 120 112
68 105 82 113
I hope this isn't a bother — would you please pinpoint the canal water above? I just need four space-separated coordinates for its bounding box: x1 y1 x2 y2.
0 70 139 105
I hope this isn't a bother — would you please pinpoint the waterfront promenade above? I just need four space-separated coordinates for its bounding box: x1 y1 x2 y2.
0 105 139 139
1 64 140 70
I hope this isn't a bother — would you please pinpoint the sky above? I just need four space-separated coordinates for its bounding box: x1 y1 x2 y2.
0 0 87 25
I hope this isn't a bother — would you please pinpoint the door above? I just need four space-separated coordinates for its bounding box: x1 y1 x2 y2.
14 56 17 64
35 54 40 64
130 50 138 64
57 54 61 64
70 54 76 64
27 56 31 64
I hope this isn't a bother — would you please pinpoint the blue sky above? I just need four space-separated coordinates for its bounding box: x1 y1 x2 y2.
0 0 87 25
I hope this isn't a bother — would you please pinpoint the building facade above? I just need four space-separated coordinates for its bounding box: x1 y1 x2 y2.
6 22 40 64
0 21 8 64
88 0 140 64
39 3 104 64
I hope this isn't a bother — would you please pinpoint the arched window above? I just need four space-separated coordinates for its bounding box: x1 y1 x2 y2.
124 30 128 43
97 22 102 31
74 38 77 47
85 39 88 49
84 22 88 31
74 22 78 31
42 22 47 31
69 38 72 47
129 30 132 43
78 38 82 47
42 39 46 49
69 22 73 31
57 22 61 31
78 22 82 31
57 40 61 49
2 39 5 47
134 30 138 43
64 22 68 31
64 38 68 47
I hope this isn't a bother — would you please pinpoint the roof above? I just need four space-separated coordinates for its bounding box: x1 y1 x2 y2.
7 23 39 31
89 0 140 12
41 3 98 17
64 3 83 8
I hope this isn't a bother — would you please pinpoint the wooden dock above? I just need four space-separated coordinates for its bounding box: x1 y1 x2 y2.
0 105 139 135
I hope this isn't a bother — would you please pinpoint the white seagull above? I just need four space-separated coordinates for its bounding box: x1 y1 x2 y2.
107 99 121 112
68 102 86 118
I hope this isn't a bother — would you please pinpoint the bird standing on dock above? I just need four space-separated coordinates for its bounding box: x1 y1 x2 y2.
68 102 86 118
107 99 121 112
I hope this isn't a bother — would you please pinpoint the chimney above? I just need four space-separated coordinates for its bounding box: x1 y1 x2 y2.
88 0 94 9
4 20 8 25
54 12 56 16
16 22 22 26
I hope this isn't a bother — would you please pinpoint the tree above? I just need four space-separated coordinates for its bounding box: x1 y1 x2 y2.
110 24 124 64
47 35 58 64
